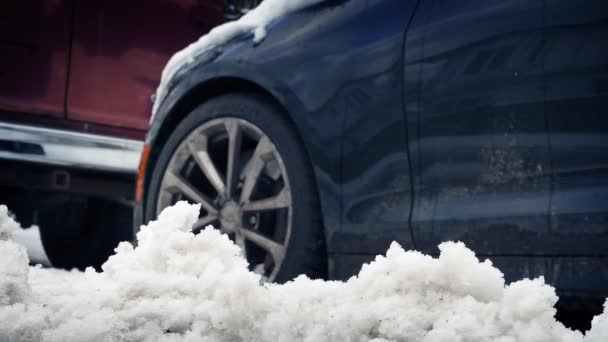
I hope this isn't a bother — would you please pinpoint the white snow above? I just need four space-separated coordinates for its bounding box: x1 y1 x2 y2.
0 206 30 307
1 202 607 341
152 0 326 119
586 302 608 342
0 205 19 241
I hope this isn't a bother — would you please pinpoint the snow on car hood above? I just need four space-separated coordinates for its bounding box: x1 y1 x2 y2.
151 0 326 121
1 202 608 341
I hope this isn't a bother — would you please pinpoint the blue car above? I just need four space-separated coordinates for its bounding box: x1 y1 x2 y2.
138 0 608 309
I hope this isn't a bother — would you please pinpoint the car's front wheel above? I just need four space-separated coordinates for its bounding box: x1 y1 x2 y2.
145 93 326 282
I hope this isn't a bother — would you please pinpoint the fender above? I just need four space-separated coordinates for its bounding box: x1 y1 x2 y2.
148 58 309 149
141 0 394 257
145 42 344 250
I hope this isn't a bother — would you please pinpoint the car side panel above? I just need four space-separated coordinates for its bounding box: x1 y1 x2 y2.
67 0 224 130
542 0 608 296
405 0 551 258
0 0 70 118
545 0 608 256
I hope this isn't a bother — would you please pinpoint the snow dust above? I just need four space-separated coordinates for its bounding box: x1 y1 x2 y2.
1 202 608 341
152 0 326 118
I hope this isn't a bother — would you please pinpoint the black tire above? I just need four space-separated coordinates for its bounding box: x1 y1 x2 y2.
144 93 327 282
39 195 133 271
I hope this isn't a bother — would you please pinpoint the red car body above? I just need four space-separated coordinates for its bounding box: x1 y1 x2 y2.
0 0 224 140
0 0 232 269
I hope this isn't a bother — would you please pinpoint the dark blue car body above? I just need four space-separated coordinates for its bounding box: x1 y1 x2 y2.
143 0 608 299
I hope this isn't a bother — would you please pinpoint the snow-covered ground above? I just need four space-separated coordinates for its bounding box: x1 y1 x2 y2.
1 202 607 342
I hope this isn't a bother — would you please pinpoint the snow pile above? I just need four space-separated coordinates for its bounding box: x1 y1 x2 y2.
587 302 608 342
0 205 18 241
1 201 608 341
0 205 30 307
153 0 326 116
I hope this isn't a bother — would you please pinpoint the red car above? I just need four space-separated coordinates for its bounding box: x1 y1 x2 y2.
0 0 245 269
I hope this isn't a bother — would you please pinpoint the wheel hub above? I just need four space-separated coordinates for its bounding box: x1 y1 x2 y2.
220 200 241 232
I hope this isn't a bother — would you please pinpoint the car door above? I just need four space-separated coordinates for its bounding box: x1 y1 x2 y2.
66 0 224 131
404 0 551 263
0 1 70 118
336 0 419 258
543 0 608 294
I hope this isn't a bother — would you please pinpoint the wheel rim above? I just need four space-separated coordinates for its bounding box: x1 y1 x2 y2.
156 117 292 281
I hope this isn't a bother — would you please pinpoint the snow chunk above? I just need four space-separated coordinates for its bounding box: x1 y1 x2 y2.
1 201 607 341
0 241 30 307
0 205 31 307
586 302 608 342
0 204 19 241
153 0 326 117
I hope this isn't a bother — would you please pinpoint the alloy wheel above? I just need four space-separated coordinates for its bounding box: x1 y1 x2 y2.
156 117 292 281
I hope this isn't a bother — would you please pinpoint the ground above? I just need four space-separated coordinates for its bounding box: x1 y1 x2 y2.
1 202 607 342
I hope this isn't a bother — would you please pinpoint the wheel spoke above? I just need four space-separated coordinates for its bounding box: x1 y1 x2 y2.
156 191 173 213
242 187 291 212
225 119 242 198
235 233 247 255
192 214 218 231
188 134 225 196
163 170 217 215
240 136 274 204
239 227 285 264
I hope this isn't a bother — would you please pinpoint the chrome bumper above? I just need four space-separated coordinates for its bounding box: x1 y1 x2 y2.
0 122 143 175
0 122 144 201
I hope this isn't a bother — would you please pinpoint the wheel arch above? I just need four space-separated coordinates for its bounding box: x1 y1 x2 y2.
147 77 274 182
143 76 331 253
